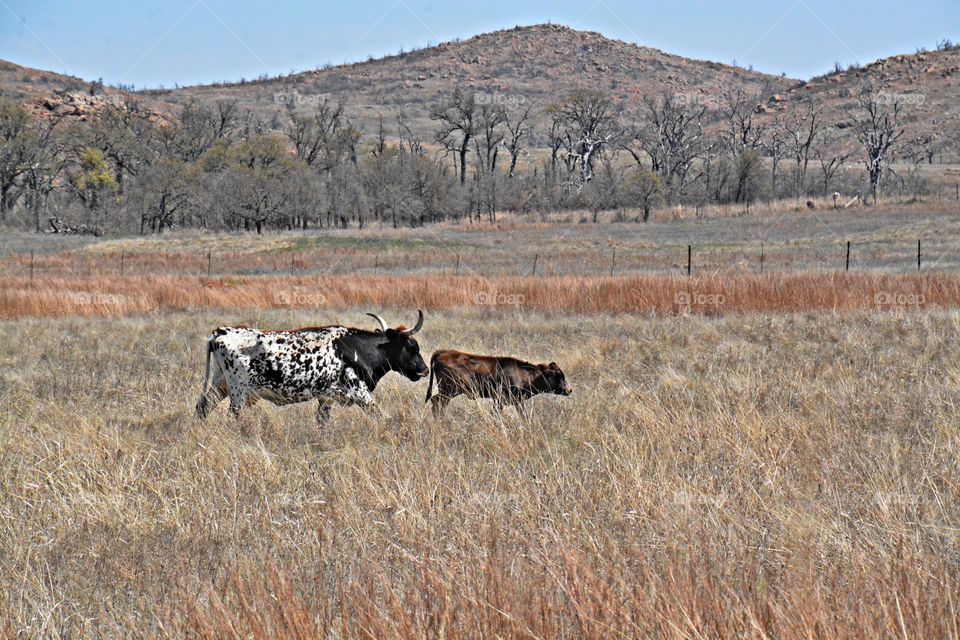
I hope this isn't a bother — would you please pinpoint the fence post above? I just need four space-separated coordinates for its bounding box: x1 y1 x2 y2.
917 239 921 271
532 253 539 276
610 249 616 276
207 252 212 277
455 254 460 274
845 241 850 272
374 254 379 274
687 245 691 276
120 251 124 276
30 249 34 280
760 244 764 274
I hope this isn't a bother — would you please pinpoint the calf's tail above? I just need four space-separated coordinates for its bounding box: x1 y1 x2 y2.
424 354 437 403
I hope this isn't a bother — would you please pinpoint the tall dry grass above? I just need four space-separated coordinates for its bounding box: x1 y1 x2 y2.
169 542 959 639
1 271 958 318
1 309 959 637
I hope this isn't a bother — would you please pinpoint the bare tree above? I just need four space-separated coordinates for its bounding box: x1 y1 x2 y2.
759 118 785 196
135 157 195 233
164 99 240 161
90 102 157 193
24 128 66 231
473 102 507 174
625 93 708 204
548 90 619 186
784 103 823 198
502 104 532 178
396 109 425 157
0 100 34 216
431 89 477 185
902 133 936 166
813 129 852 196
624 167 662 221
283 99 358 170
846 86 904 203
720 89 765 156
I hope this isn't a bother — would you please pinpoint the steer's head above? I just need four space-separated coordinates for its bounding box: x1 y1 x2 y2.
367 310 429 381
540 362 572 396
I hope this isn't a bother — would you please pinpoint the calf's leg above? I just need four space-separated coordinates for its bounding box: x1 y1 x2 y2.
512 401 529 420
430 394 451 418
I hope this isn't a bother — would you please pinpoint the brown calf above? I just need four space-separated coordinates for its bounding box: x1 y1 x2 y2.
425 350 572 418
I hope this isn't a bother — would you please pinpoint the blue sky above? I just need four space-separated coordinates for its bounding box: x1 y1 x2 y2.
1 0 957 88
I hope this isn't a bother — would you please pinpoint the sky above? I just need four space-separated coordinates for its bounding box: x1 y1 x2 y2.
1 0 957 88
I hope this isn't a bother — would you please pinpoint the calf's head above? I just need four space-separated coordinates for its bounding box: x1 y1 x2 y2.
367 310 429 381
540 362 572 396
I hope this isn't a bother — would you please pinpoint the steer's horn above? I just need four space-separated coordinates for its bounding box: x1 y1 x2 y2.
401 309 424 336
366 313 388 332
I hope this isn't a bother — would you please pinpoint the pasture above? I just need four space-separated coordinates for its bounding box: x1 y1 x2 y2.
1 307 959 637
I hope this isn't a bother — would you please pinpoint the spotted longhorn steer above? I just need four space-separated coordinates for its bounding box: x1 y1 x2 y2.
424 350 572 418
196 311 428 423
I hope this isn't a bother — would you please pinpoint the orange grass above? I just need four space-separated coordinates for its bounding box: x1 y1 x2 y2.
167 541 959 640
2 271 958 318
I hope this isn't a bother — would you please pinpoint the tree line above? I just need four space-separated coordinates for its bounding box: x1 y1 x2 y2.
0 83 941 235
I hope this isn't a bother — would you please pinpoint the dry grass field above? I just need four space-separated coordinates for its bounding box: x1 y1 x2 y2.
1 214 959 637
2 306 960 637
5 200 960 280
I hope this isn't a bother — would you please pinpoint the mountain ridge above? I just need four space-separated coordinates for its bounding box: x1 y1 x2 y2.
2 23 957 145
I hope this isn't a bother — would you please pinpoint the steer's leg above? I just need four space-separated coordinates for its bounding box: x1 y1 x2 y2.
218 358 252 420
227 386 249 419
196 378 227 420
316 399 332 426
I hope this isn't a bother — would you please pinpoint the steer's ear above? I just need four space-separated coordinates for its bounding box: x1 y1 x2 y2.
548 362 558 370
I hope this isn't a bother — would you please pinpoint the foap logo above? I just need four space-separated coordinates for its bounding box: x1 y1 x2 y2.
274 289 327 307
66 291 126 306
876 92 926 106
475 91 526 107
674 489 728 508
671 92 726 110
474 290 525 306
873 491 921 508
674 291 725 311
273 90 325 107
874 291 924 309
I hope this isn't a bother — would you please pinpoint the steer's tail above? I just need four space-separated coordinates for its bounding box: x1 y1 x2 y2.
195 337 215 419
424 353 437 403
201 337 214 393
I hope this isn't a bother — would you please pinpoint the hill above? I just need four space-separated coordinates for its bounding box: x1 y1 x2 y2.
144 23 796 137
768 45 960 153
0 59 176 126
3 24 958 149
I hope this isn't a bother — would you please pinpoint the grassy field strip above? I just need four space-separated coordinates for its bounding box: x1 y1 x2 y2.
1 272 957 318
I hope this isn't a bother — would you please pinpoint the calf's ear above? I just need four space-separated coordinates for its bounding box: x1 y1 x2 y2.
548 362 558 370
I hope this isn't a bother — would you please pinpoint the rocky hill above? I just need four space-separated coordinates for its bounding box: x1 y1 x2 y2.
3 24 958 147
0 59 177 126
144 23 796 137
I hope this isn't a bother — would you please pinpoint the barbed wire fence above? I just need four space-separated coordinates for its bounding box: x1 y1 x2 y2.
1 238 952 280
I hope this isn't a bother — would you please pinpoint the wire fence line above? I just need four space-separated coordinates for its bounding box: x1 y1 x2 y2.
1 238 954 280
